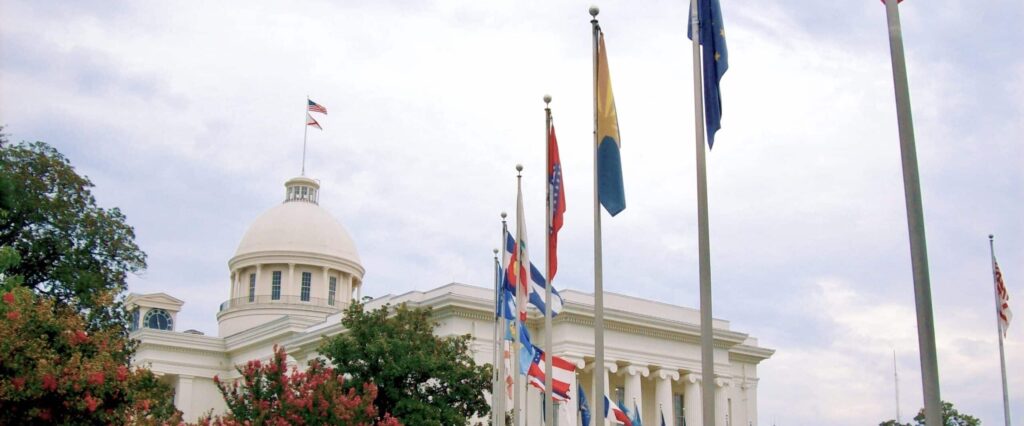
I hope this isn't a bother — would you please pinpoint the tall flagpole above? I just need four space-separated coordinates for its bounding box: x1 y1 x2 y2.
988 234 1011 426
492 246 501 426
588 6 607 424
499 213 510 426
883 1 941 425
689 0 716 424
302 96 309 176
543 94 556 426
893 349 901 424
514 166 525 426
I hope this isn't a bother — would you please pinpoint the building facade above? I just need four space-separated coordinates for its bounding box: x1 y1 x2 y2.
128 177 773 425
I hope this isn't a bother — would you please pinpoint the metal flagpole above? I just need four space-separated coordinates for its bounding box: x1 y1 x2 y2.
988 234 1011 426
302 96 309 176
544 94 556 426
493 247 501 426
882 1 941 425
689 0 716 424
893 349 901 423
588 6 607 424
500 213 510 426
514 166 525 426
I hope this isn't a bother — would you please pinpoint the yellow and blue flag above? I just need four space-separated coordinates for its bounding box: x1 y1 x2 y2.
596 31 625 216
688 0 728 148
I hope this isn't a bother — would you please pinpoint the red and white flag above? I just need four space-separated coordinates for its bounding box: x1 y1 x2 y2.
306 112 322 130
525 345 575 401
994 260 1012 337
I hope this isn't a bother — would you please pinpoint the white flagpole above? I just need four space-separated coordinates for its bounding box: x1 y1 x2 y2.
588 7 607 425
493 246 501 426
988 234 1011 426
499 213 510 426
302 96 309 176
514 166 525 426
544 94 556 426
689 0 716 424
882 1 941 424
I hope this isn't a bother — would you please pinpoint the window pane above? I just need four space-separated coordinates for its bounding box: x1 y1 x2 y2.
248 273 256 303
301 272 311 302
272 271 281 300
329 277 337 306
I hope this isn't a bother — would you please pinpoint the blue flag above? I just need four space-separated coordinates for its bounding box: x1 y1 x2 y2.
660 408 667 426
579 385 592 426
632 401 643 426
687 0 728 148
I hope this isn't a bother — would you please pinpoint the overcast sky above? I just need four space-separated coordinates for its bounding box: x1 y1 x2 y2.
2 0 1021 424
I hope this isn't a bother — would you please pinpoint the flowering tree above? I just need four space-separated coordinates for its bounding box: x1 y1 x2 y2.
204 345 401 426
0 287 180 424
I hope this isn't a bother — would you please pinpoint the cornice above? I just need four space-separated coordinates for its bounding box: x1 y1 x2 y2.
229 251 365 276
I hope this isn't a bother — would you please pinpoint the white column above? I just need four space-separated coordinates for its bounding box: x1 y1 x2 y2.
287 263 296 298
655 368 680 423
321 267 330 302
683 373 702 426
715 378 732 426
355 279 362 301
744 380 758 426
621 365 649 421
175 375 195 421
255 264 262 297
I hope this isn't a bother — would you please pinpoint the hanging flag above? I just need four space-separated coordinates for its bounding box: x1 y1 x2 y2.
660 408 667 426
502 340 514 406
548 123 566 279
604 396 634 426
596 31 626 216
579 386 592 426
496 286 517 322
525 344 576 401
994 260 1013 336
504 231 564 316
631 401 643 426
307 98 328 115
305 112 322 130
687 0 729 148
515 177 532 302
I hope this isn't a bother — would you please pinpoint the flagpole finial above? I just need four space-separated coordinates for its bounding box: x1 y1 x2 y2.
589 5 599 17
543 94 552 104
494 248 499 256
989 234 994 240
516 164 523 176
501 211 507 219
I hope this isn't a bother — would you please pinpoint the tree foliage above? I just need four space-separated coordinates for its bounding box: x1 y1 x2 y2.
319 303 493 425
0 138 146 329
0 287 180 424
878 400 981 426
203 345 400 426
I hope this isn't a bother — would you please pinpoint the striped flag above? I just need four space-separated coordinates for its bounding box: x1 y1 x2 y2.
525 345 576 401
994 260 1012 336
306 113 322 130
307 99 327 114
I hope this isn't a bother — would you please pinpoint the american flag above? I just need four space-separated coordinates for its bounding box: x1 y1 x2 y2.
994 260 1012 337
307 99 327 115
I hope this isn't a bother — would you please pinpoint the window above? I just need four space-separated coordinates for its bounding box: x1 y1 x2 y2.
614 386 625 406
143 309 173 331
329 277 337 306
272 271 282 300
248 273 256 302
301 272 312 302
674 393 685 426
130 309 140 331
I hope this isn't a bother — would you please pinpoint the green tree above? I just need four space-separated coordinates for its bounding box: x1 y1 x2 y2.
0 137 146 330
879 401 981 426
319 303 493 425
912 401 980 426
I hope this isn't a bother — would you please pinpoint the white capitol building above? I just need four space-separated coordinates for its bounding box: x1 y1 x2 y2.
127 176 774 425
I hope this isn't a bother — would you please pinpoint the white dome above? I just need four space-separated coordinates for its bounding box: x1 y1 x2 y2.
234 197 360 263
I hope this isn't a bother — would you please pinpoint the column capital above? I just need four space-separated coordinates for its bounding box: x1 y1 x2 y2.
653 368 680 381
620 364 649 377
683 373 702 384
604 361 619 374
714 377 733 388
560 354 588 370
322 266 330 272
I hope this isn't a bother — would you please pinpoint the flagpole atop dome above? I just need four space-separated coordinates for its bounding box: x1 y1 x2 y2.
302 95 309 176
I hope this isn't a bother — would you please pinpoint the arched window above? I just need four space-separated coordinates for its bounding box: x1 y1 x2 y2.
143 309 173 331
